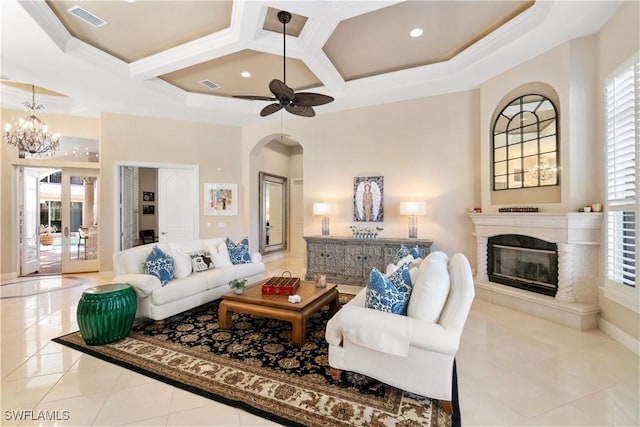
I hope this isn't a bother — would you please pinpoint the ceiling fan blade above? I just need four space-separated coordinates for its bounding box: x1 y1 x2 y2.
285 104 315 117
269 79 295 101
293 92 335 107
233 95 276 101
260 103 284 117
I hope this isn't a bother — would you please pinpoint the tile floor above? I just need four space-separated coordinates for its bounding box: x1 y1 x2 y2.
1 255 638 426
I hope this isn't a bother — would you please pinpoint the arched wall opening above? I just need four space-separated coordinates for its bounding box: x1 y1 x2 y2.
248 133 304 259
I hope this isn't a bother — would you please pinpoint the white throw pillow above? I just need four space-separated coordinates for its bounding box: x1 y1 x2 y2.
207 240 233 267
407 251 450 322
168 244 192 278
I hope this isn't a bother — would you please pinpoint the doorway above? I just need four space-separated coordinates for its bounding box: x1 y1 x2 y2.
116 162 198 251
20 167 100 276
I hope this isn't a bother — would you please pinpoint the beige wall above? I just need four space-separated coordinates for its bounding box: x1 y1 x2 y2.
595 0 640 342
480 37 599 212
0 109 99 278
99 113 244 273
243 90 481 266
253 140 304 255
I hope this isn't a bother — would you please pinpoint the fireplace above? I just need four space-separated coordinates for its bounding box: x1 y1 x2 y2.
468 213 603 330
488 234 558 297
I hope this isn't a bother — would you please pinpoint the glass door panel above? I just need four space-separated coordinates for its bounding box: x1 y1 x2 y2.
61 169 99 273
21 168 41 275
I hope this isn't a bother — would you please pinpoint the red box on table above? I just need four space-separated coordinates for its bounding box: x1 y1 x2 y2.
261 276 300 295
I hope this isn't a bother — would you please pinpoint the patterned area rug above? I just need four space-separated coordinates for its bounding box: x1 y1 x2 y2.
54 295 456 427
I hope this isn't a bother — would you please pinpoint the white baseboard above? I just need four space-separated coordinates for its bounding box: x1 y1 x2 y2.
599 318 640 356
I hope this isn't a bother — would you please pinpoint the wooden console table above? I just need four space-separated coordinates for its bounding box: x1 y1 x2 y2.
303 236 434 286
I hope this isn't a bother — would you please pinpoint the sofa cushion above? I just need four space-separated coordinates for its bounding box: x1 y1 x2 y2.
201 261 265 290
168 245 192 279
144 246 175 286
150 274 210 305
407 251 450 322
205 239 233 267
189 250 215 272
226 237 251 264
365 263 413 315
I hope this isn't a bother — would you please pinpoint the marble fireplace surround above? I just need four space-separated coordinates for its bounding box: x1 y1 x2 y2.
469 213 603 330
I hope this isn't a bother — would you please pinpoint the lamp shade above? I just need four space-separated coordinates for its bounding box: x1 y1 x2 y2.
313 203 336 215
400 201 426 216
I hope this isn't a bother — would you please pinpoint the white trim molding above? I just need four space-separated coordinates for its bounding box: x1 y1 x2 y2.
601 283 640 314
599 318 640 356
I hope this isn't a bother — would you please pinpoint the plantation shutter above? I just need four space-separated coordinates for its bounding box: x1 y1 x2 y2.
606 54 639 288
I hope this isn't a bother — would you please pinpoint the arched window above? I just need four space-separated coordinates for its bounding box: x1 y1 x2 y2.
493 94 558 190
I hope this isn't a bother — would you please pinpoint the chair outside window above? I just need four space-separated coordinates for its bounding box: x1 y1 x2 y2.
139 229 156 245
77 228 89 259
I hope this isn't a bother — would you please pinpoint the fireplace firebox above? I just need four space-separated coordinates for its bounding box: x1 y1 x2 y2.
488 234 558 297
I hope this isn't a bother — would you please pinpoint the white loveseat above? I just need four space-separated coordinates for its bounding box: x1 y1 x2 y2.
111 238 265 322
325 252 474 410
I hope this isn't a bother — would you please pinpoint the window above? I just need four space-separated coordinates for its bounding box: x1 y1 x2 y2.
605 51 639 312
493 94 558 190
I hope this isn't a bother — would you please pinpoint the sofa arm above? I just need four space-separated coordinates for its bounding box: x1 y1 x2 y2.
112 274 162 298
326 304 461 357
407 319 461 356
328 304 413 357
250 252 262 263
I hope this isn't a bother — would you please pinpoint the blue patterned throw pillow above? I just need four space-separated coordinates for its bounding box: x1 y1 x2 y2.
393 245 411 264
365 263 413 315
144 246 175 286
226 237 251 264
410 245 422 259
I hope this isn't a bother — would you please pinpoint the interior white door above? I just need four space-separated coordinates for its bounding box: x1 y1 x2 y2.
120 166 136 249
61 169 99 273
20 167 40 275
158 168 197 242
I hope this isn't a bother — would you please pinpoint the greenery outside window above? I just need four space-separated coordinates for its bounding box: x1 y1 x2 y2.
493 94 558 190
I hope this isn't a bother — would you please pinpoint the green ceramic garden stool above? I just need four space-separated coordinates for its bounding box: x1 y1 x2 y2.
77 283 137 345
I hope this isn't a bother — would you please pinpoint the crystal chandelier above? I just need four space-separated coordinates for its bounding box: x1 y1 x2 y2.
528 156 557 181
4 85 60 157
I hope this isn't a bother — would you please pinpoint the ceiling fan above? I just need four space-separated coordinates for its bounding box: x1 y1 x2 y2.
233 10 334 117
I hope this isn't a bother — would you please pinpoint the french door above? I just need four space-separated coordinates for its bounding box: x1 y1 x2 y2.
60 168 99 273
20 168 41 275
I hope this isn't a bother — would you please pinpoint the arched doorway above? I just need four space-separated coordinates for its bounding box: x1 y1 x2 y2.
249 134 304 257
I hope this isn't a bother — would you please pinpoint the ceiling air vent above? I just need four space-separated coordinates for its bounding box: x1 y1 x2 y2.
199 80 221 91
67 6 107 28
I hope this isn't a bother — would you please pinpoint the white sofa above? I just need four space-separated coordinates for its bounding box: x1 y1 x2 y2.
325 252 474 409
111 238 265 322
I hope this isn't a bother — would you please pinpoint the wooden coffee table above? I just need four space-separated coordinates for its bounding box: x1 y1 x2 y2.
219 280 339 346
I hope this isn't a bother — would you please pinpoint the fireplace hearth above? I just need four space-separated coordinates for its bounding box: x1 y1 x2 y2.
488 234 558 297
468 213 602 330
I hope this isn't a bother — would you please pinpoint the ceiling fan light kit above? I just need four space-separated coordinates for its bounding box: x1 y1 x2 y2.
234 10 334 118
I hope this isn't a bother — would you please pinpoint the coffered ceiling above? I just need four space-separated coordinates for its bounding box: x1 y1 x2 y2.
0 0 623 127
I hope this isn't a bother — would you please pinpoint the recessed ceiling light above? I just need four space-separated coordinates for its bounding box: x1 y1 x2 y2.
410 28 424 38
241 71 251 78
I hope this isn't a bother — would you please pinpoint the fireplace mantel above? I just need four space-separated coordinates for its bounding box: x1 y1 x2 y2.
468 212 603 244
468 212 603 330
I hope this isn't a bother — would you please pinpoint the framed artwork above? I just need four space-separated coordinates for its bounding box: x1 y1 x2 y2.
204 183 238 216
143 191 155 202
353 176 384 222
142 205 155 215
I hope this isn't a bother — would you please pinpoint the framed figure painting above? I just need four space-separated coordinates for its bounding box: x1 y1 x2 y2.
204 183 238 216
353 176 384 222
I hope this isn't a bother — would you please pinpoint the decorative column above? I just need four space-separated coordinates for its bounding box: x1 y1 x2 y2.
475 235 489 281
556 243 575 302
82 177 96 227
